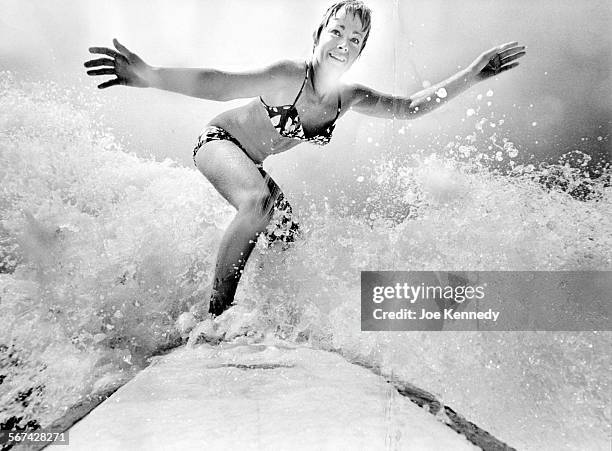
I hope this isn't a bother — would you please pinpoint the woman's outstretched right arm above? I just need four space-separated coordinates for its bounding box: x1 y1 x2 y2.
85 39 290 101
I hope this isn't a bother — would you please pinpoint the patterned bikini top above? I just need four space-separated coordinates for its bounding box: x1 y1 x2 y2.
260 63 341 146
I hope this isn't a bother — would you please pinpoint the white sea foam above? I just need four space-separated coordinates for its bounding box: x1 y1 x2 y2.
1 74 610 450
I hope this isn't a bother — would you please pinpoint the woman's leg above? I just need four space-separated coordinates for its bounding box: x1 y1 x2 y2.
194 138 279 316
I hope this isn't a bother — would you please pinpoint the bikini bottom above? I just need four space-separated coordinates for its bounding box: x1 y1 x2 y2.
193 125 300 246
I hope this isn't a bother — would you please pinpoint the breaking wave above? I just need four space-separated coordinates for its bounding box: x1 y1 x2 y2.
1 73 610 450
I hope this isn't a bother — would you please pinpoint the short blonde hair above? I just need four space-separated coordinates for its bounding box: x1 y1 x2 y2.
313 1 372 55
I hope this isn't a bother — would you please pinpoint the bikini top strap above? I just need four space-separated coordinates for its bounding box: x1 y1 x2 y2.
290 61 310 106
333 92 342 121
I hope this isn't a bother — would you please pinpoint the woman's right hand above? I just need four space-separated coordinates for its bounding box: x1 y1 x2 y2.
85 39 154 89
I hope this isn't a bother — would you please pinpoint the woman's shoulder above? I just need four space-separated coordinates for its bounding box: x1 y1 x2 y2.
265 59 308 81
338 82 368 109
258 60 309 103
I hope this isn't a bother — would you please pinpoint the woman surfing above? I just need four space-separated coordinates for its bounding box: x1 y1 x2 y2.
85 0 525 318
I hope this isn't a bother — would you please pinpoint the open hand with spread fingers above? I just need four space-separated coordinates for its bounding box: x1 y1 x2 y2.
469 42 526 81
84 39 154 89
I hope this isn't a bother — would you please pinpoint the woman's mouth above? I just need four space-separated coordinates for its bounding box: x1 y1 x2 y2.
329 52 347 63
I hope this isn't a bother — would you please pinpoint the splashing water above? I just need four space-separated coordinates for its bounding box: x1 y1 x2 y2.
1 73 234 431
1 73 610 450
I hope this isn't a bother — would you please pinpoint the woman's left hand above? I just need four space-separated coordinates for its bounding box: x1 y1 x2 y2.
469 42 526 81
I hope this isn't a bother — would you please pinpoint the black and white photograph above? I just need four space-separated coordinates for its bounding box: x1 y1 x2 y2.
1 1 610 450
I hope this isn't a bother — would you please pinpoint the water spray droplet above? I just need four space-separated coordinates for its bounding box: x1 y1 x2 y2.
435 87 448 98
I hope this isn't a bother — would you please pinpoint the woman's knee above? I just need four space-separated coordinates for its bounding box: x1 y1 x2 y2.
239 190 277 223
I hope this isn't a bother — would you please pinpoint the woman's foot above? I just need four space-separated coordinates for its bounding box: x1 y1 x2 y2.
187 305 259 346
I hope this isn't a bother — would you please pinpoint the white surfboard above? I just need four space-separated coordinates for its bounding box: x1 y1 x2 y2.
67 340 478 450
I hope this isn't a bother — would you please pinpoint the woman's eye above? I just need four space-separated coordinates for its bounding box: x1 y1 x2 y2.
351 38 360 45
331 29 341 36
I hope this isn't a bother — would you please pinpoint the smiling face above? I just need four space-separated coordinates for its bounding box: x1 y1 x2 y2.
313 8 366 72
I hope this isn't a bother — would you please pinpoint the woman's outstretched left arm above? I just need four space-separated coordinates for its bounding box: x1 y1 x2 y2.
348 42 525 119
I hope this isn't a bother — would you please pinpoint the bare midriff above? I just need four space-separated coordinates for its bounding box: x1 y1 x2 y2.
208 99 302 165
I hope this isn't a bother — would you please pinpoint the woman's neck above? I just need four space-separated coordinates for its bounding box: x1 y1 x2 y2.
309 59 341 100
